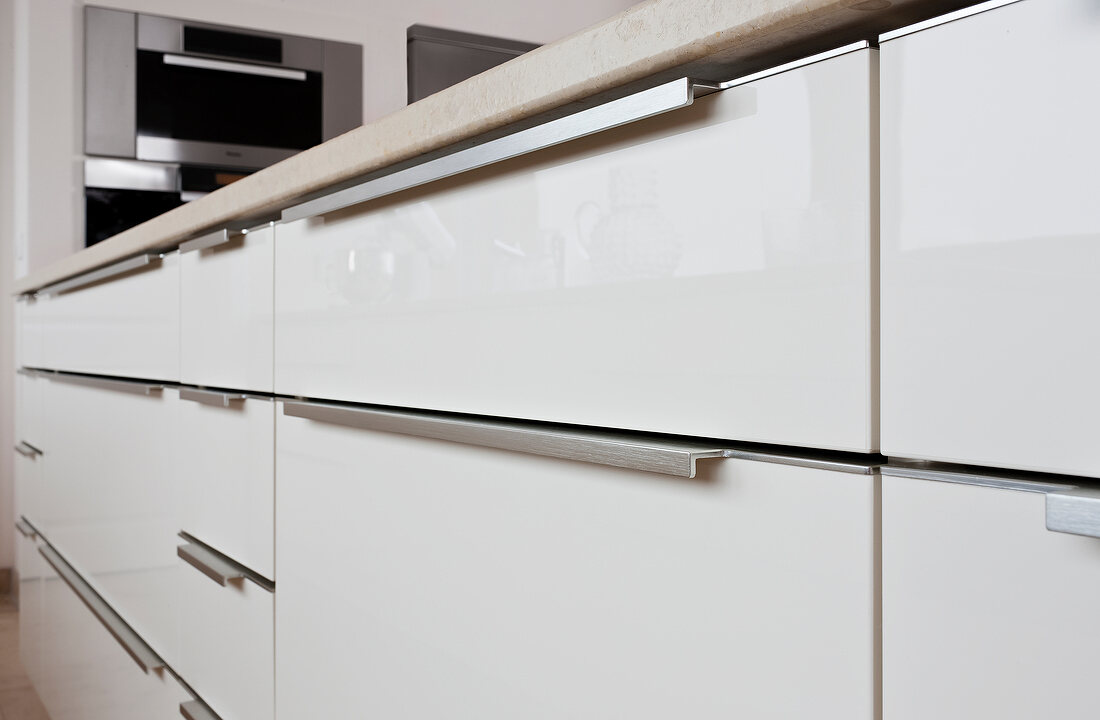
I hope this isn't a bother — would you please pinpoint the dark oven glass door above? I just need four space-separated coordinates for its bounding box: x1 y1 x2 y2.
85 187 184 247
136 49 323 152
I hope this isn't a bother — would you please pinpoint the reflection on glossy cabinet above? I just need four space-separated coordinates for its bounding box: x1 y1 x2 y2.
180 225 275 392
883 474 1100 719
38 378 181 665
39 551 186 720
275 47 878 452
880 0 1100 476
176 391 275 580
16 532 45 691
276 406 879 719
38 253 180 381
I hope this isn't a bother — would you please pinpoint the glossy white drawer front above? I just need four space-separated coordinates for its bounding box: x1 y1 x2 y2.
881 0 1100 475
17 533 45 691
276 48 877 451
17 295 45 369
40 252 180 381
39 378 181 664
175 553 274 720
14 372 46 525
177 392 275 580
180 225 274 392
884 474 1100 719
40 560 186 720
276 406 877 719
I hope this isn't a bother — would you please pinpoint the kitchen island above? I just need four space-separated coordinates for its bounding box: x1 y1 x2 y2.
13 0 1100 718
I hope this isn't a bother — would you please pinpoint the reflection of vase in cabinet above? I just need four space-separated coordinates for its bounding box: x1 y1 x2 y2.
576 166 681 281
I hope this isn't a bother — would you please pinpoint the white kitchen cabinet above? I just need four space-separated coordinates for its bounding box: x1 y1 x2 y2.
176 389 275 580
175 548 274 720
275 47 878 452
276 402 878 719
16 294 45 369
39 545 186 720
38 252 180 381
880 0 1100 476
38 375 181 666
16 528 45 691
14 370 46 525
180 225 274 393
883 471 1100 720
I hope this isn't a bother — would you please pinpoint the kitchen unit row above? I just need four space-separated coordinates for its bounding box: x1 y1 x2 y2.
11 0 1100 718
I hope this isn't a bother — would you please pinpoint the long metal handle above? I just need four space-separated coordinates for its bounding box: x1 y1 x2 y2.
38 544 165 673
37 253 161 296
15 519 36 539
282 77 699 223
178 543 248 587
163 53 307 81
49 372 163 396
180 700 221 720
14 441 43 458
1046 488 1100 539
179 229 231 254
179 387 248 407
282 400 876 477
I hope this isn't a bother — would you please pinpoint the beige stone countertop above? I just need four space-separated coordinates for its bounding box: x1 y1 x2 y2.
15 0 974 295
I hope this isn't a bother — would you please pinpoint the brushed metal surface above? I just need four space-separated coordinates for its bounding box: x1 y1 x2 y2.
177 533 275 591
47 372 164 397
1046 488 1100 539
282 400 877 477
177 543 245 587
36 253 160 296
879 0 1024 41
179 229 231 254
84 7 136 158
162 53 307 81
84 158 178 192
15 519 36 539
179 387 248 407
14 441 42 458
136 135 299 171
281 77 697 222
180 699 221 720
38 544 165 673
879 464 1067 494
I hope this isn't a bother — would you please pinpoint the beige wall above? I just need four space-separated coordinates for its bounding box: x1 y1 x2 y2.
0 0 640 571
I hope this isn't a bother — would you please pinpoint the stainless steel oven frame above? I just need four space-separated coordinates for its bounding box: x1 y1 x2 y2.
85 6 362 170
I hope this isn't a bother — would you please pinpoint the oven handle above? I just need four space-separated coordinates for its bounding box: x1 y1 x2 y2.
163 53 307 81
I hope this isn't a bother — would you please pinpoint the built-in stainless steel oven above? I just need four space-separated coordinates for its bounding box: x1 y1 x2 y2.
85 6 361 169
83 7 361 246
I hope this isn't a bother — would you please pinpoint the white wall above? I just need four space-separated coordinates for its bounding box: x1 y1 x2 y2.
1 0 640 571
0 0 15 573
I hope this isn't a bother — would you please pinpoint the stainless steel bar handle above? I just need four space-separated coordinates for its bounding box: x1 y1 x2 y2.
49 372 163 396
180 699 221 720
15 519 36 539
37 253 161 296
178 543 248 587
14 441 43 458
164 53 307 81
1046 488 1100 539
282 401 876 477
38 544 165 673
179 229 231 254
179 387 248 407
282 77 699 223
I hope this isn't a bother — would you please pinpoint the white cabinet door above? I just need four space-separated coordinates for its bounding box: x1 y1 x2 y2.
16 531 44 691
180 225 274 392
17 295 45 369
276 47 878 452
883 473 1100 719
176 391 275 580
14 371 45 525
175 551 274 720
276 404 878 719
881 0 1100 476
39 550 186 720
39 377 181 666
39 252 180 381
